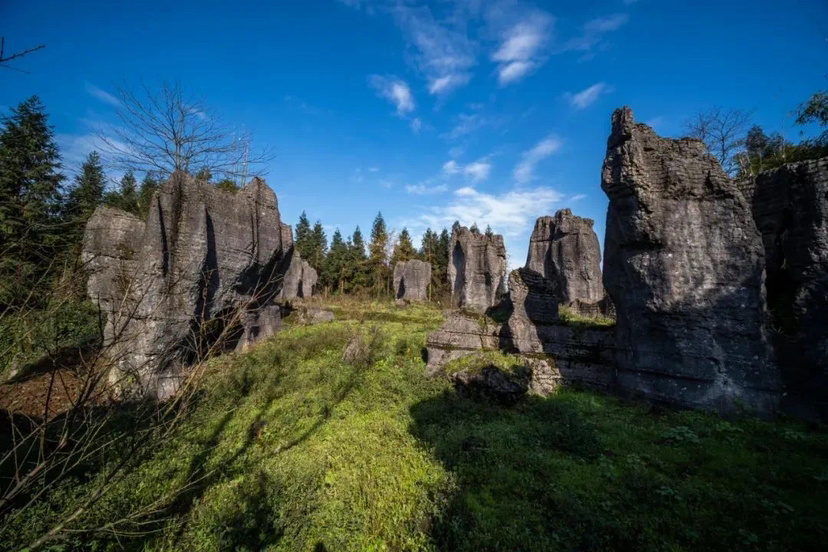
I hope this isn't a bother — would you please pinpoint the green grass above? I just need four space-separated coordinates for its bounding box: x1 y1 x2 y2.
443 350 526 376
3 300 827 551
558 304 615 328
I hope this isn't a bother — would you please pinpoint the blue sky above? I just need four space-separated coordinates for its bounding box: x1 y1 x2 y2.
2 0 827 267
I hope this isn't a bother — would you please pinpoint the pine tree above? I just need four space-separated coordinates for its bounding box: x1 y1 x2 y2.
323 229 349 293
138 173 160 218
65 151 106 245
308 221 328 270
368 212 390 296
470 222 480 234
484 224 494 238
391 227 417 266
105 170 140 216
0 96 65 307
294 211 312 260
342 226 368 293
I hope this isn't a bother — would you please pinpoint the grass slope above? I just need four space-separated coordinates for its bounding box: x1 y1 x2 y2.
4 299 828 551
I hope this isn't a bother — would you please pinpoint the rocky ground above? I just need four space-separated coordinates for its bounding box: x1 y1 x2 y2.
2 298 827 551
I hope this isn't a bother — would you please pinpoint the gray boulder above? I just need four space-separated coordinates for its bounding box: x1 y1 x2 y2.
393 259 431 302
525 209 604 309
278 249 318 301
82 173 293 399
747 157 828 418
601 107 780 415
448 226 507 312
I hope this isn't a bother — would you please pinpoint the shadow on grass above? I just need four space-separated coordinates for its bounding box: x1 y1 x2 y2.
409 390 604 552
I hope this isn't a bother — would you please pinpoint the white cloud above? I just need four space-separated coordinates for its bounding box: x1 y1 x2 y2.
368 166 380 172
562 13 629 53
417 186 564 237
84 82 121 107
463 160 491 182
392 4 476 96
492 13 553 85
566 82 612 109
513 135 563 183
410 117 423 133
443 112 486 140
442 160 461 175
368 75 415 115
405 185 565 267
442 158 491 182
406 182 449 195
570 193 587 202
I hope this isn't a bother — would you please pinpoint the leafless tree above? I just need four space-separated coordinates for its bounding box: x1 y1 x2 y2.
99 81 271 182
684 107 752 175
0 38 45 73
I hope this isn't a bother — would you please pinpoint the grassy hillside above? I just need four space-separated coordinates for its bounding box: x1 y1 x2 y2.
3 299 827 551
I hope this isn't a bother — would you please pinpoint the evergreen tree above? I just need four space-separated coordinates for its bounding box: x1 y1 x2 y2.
323 229 349 293
215 178 239 193
485 224 494 238
342 226 368 293
105 170 140 216
294 211 312 260
470 222 480 234
435 228 451 298
138 172 159 219
64 151 106 246
391 227 417 266
368 212 389 296
451 220 461 234
308 221 328 270
0 96 64 306
195 166 212 182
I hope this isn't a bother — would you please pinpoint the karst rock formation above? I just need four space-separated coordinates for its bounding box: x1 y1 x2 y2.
393 259 432 302
448 226 508 313
82 173 309 398
427 107 827 420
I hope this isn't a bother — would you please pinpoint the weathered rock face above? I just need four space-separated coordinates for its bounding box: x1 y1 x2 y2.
82 207 146 344
526 210 604 308
425 311 615 392
82 173 294 398
278 249 318 301
393 260 431 302
601 107 780 415
448 227 508 312
746 157 828 418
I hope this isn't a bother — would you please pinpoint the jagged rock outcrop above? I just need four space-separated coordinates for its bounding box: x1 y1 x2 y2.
82 173 294 399
526 210 604 311
746 157 828 418
425 311 615 392
278 249 318 301
448 227 507 312
601 107 780 415
393 259 431 302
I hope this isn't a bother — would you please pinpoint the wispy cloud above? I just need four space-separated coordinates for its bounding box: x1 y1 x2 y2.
410 117 423 133
492 12 554 85
566 82 612 109
84 82 121 107
406 182 449 195
368 74 415 115
442 158 491 182
443 112 487 140
513 135 563 183
570 193 587 202
391 4 476 96
560 13 629 55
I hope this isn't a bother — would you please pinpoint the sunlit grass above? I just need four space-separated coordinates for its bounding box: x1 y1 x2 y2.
4 299 827 551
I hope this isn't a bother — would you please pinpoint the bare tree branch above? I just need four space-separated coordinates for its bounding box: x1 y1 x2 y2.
684 106 752 175
97 81 273 183
0 38 45 69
